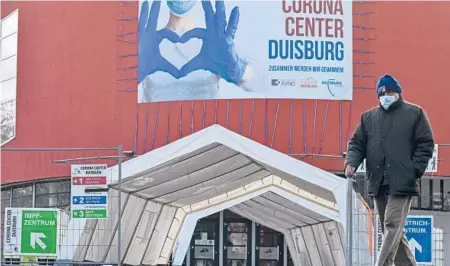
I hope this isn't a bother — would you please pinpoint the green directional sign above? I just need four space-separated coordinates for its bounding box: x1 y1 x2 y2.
72 209 107 219
21 210 58 255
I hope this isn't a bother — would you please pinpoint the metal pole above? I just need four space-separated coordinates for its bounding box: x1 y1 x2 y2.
51 155 129 163
118 145 123 266
345 177 354 266
373 209 378 265
2 147 118 151
288 153 343 159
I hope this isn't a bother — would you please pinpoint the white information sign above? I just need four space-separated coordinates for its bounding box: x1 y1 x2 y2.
356 159 366 173
71 164 109 219
425 144 438 173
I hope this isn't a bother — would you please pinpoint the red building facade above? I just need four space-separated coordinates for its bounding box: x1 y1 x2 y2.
2 1 450 185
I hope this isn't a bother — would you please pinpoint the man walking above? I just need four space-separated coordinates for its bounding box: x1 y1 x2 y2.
344 74 435 266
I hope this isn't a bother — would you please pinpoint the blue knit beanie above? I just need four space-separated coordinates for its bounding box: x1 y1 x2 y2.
376 74 402 97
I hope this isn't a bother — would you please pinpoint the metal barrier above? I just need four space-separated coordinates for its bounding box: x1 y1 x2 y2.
1 147 124 266
349 186 376 266
350 175 448 266
3 147 446 266
370 210 446 266
1 260 117 266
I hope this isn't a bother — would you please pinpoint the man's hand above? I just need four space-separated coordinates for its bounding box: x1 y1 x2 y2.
345 165 356 178
179 0 247 84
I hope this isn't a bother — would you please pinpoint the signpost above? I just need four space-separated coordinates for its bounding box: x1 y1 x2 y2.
425 144 439 173
71 164 109 219
404 215 433 264
3 208 59 256
356 159 366 173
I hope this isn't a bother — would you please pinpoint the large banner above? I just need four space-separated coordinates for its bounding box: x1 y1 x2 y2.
138 0 352 102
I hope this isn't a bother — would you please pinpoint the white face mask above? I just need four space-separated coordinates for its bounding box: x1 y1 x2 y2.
379 95 397 110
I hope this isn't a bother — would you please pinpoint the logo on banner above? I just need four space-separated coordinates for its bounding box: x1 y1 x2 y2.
271 79 296 87
299 77 318 89
323 79 344 97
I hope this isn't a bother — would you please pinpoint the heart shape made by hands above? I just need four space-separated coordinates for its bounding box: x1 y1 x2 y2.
159 37 202 71
158 29 204 71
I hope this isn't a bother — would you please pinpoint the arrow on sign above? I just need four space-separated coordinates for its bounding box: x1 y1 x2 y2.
408 238 422 253
30 233 47 250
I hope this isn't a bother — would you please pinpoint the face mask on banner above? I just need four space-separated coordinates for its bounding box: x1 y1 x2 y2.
167 0 197 16
379 95 397 110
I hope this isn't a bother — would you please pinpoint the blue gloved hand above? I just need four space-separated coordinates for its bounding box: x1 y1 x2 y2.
138 0 181 83
179 0 247 85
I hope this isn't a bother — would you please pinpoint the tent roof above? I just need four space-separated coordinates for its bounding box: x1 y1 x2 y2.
231 191 332 229
108 125 347 211
72 125 353 266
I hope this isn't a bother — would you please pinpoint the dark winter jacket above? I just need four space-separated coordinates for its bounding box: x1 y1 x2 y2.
345 99 434 196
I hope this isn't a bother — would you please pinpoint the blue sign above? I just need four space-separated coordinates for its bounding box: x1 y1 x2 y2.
404 216 433 264
72 196 107 205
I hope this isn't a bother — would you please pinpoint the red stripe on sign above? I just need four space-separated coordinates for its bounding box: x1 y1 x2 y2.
72 177 85 185
83 176 107 185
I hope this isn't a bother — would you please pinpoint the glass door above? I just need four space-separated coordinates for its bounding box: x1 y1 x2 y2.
255 224 284 266
190 213 220 266
223 210 251 266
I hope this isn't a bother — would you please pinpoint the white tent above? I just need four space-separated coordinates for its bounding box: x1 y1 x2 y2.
65 125 373 266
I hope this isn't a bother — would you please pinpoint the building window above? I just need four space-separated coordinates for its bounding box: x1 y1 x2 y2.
442 179 450 211
2 179 71 209
0 189 11 255
35 180 70 209
1 189 11 234
1 100 16 144
432 179 443 211
11 184 33 207
1 189 11 213
1 9 19 145
411 195 419 209
408 178 450 212
419 179 431 210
